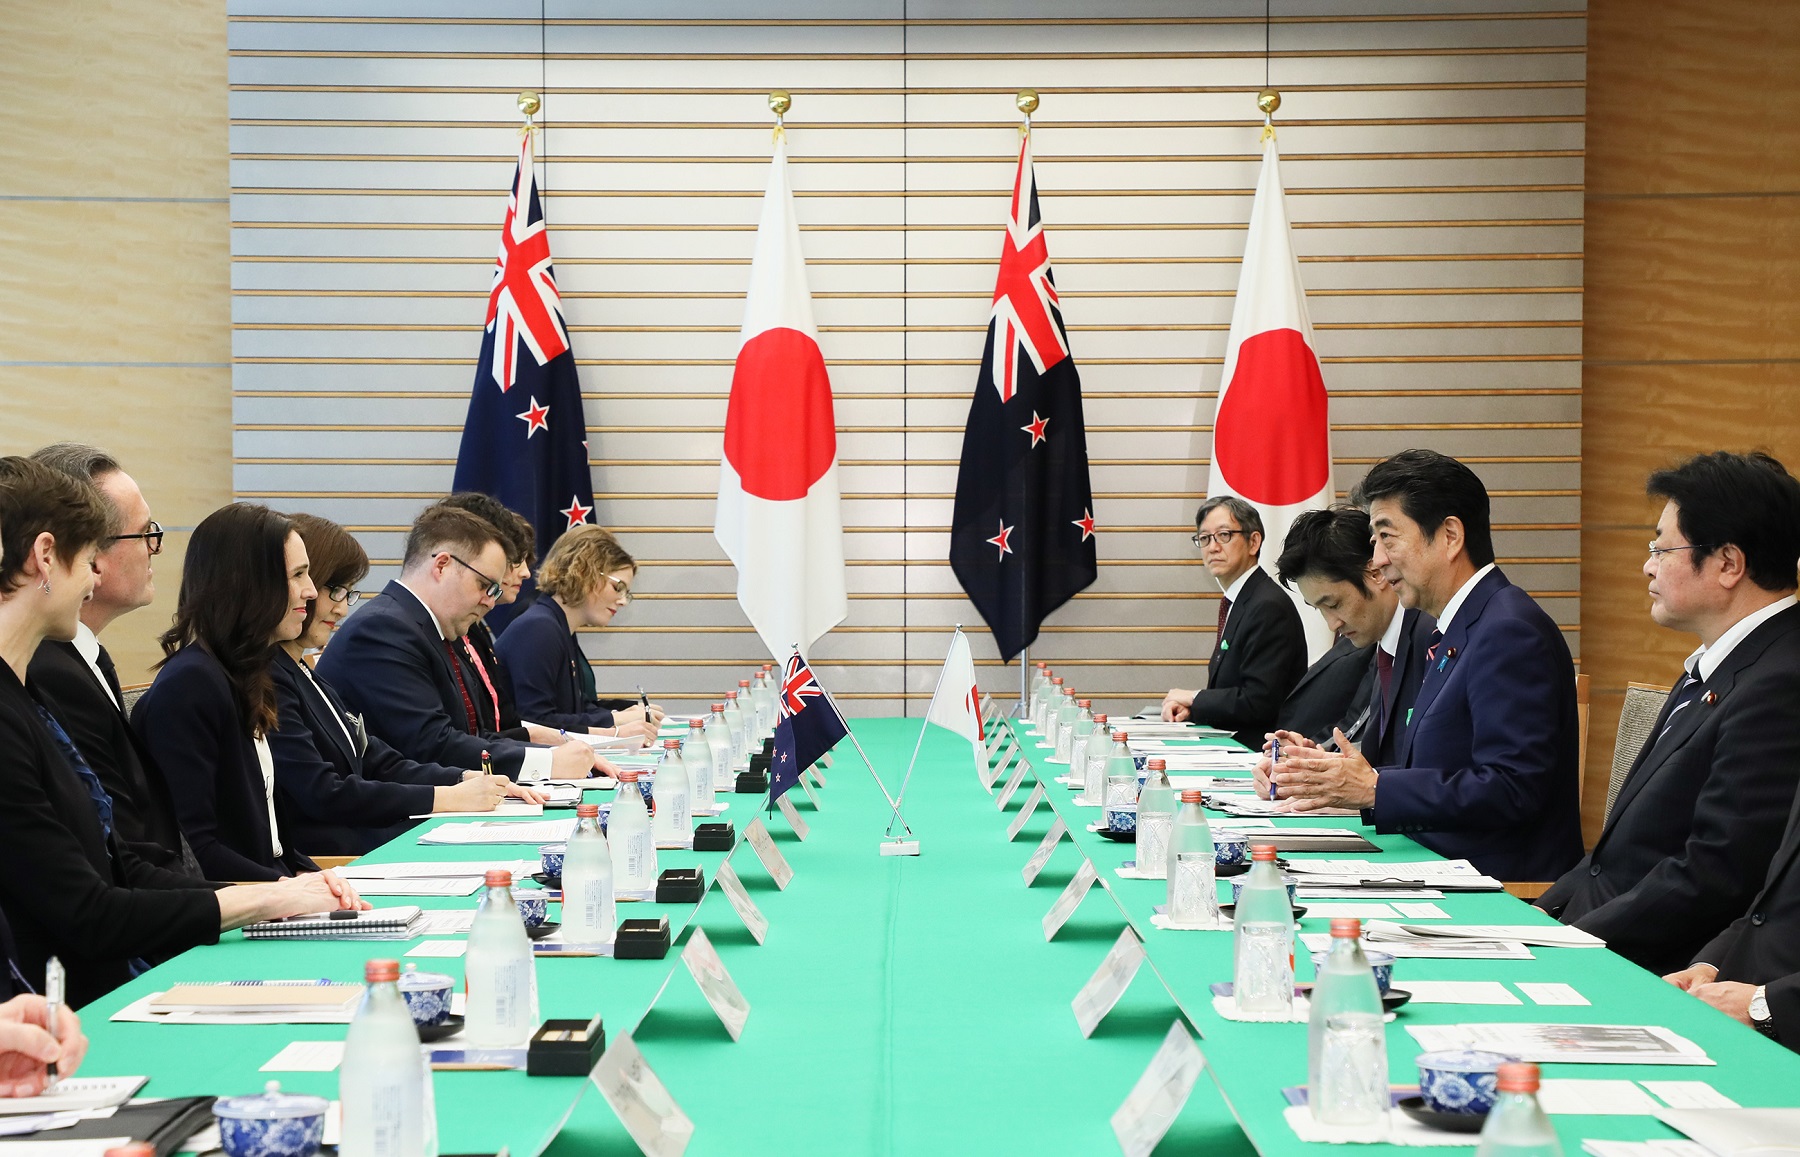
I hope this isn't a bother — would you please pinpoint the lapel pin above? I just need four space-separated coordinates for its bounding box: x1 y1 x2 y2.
1702 690 1718 706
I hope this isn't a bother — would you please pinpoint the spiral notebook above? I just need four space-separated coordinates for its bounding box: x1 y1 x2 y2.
241 906 423 940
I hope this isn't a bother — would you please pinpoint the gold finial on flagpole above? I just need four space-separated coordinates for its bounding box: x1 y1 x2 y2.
518 91 542 118
1256 87 1280 142
769 90 790 143
1016 88 1039 137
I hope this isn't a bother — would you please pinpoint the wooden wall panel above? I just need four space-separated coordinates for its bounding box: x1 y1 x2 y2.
1579 0 1800 843
0 0 232 683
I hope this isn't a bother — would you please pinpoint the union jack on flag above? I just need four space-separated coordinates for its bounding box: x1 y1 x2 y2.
770 649 848 801
986 134 1069 404
484 131 570 393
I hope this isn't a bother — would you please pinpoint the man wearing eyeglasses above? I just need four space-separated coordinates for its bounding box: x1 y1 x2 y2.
317 505 604 782
1540 452 1800 977
1160 496 1307 749
26 444 199 875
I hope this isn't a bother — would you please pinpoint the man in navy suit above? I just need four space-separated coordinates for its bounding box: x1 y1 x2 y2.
1267 506 1435 764
1268 450 1582 882
1162 496 1308 749
317 506 602 781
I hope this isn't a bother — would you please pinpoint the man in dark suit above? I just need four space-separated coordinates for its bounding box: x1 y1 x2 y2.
1269 506 1436 763
1540 452 1800 974
24 444 197 876
1267 450 1582 883
1162 496 1307 748
316 505 602 782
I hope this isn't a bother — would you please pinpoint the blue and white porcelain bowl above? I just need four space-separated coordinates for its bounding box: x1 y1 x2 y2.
1229 874 1298 907
1415 1050 1510 1115
515 893 549 927
397 967 455 1026
539 843 566 878
1310 948 1396 994
1104 803 1138 833
214 1081 327 1157
1213 832 1251 865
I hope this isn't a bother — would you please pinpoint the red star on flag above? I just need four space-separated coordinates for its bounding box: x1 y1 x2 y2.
1072 508 1096 542
516 396 550 437
986 520 1014 561
1021 411 1049 447
560 495 593 529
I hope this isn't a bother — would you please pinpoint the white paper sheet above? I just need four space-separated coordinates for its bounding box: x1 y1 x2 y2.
1517 982 1590 1006
403 940 468 958
0 1078 147 1117
416 819 576 845
261 1041 346 1072
1641 1082 1738 1109
354 877 483 897
1537 1080 1665 1115
1406 1023 1713 1066
1401 981 1522 1005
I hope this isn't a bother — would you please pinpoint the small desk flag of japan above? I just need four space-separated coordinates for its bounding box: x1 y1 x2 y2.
715 136 849 660
1208 134 1335 656
923 629 985 781
770 651 849 803
453 130 596 631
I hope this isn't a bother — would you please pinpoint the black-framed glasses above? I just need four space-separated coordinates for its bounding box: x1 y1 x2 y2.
606 573 635 604
446 554 504 600
1191 529 1243 549
1647 542 1718 563
106 520 164 556
324 585 363 607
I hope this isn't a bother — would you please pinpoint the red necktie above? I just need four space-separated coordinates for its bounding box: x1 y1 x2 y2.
445 640 480 735
1373 647 1395 739
1216 595 1232 639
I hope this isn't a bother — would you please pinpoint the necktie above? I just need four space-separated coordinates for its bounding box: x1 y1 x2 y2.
461 638 502 731
1216 596 1232 639
1372 647 1395 740
1425 629 1443 665
1654 667 1704 745
36 705 116 839
444 640 481 735
94 644 125 710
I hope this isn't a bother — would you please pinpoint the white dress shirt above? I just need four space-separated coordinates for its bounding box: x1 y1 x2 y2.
1435 562 1497 637
71 622 119 709
1686 594 1798 682
252 734 284 858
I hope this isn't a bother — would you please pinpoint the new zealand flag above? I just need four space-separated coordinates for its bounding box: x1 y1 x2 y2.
453 129 595 630
769 651 848 802
949 133 1098 662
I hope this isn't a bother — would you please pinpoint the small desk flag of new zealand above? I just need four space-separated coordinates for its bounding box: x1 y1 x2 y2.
453 128 596 627
949 130 1097 662
769 651 848 802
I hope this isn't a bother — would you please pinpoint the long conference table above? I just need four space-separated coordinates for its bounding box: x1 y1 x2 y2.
77 714 1800 1157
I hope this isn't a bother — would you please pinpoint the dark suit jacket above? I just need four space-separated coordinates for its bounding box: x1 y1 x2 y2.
462 619 529 738
268 649 464 856
1697 775 1800 1051
1367 568 1583 882
493 597 620 732
132 646 316 882
1276 636 1373 745
1363 607 1437 768
314 581 537 778
28 638 194 874
1189 565 1308 748
0 661 221 1008
1540 602 1800 974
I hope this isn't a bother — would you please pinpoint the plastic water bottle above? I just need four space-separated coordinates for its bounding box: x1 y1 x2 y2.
561 803 615 950
340 958 434 1157
610 769 657 890
1309 917 1388 1127
1137 757 1176 879
1036 676 1064 733
1054 686 1079 757
1067 699 1095 777
735 679 756 748
683 718 714 815
705 703 733 796
1233 844 1296 1015
1081 715 1111 804
463 870 538 1046
751 667 777 740
723 689 748 764
652 738 691 846
1027 663 1050 728
1474 1063 1563 1157
1166 788 1220 927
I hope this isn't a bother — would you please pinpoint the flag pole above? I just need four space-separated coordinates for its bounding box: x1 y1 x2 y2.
1017 644 1030 718
885 627 958 836
802 661 919 852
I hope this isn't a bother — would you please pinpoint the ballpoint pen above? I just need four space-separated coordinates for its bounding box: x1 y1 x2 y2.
44 956 63 1092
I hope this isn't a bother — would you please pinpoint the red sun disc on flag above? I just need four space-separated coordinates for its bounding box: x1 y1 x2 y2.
1213 327 1331 507
723 327 837 502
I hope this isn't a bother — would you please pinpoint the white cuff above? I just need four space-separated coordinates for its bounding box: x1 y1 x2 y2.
517 747 554 783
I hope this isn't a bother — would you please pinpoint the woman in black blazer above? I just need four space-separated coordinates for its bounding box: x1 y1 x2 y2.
270 515 531 855
133 503 324 881
0 461 362 1005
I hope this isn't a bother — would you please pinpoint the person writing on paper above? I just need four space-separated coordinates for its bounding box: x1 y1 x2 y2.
1161 497 1307 748
267 514 543 856
0 459 364 1007
495 524 661 738
315 504 610 781
1260 451 1582 883
0 994 86 1098
435 493 659 745
1540 452 1800 975
132 504 325 881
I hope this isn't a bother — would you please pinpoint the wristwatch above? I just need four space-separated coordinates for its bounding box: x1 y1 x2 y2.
1748 986 1778 1038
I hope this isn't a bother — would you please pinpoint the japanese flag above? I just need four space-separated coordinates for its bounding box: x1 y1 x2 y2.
924 630 984 780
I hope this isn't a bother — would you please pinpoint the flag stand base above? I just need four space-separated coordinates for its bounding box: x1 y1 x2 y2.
880 838 921 857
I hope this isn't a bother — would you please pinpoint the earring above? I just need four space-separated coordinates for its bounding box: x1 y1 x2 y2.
39 578 51 595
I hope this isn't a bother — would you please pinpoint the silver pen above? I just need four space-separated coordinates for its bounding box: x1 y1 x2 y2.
44 956 64 1092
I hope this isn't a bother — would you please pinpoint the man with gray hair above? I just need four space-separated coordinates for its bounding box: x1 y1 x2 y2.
27 443 200 875
1161 495 1307 748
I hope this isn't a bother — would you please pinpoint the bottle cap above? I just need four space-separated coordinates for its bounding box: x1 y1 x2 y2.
690 718 705 728
1114 732 1129 743
484 868 513 887
1052 677 1063 684
1329 917 1362 939
617 769 638 782
711 703 726 712
1180 789 1203 803
663 738 681 749
576 803 600 817
727 690 739 699
1495 1062 1540 1094
105 1145 157 1157
1148 758 1166 770
1065 686 1075 696
1251 844 1278 861
364 958 400 983
739 679 751 687
1037 661 1047 670
1093 713 1108 723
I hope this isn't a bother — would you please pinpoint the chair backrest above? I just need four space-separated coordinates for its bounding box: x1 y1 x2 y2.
121 683 150 717
1574 672 1590 808
1605 681 1671 824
